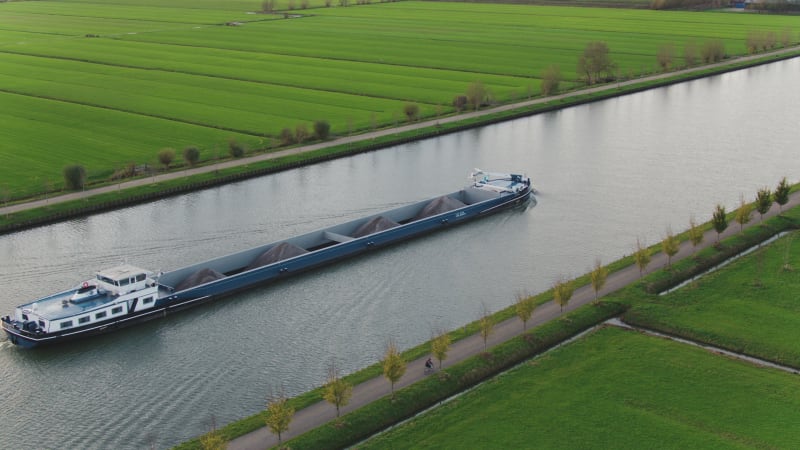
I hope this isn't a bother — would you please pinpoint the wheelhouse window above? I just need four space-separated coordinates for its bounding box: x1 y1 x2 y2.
119 278 130 286
78 316 90 324
95 311 107 319
142 297 154 305
60 321 73 329
136 273 146 282
111 306 123 315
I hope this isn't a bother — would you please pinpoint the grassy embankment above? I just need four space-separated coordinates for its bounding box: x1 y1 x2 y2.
1 0 798 200
174 193 800 448
624 230 800 368
358 326 800 449
343 211 800 449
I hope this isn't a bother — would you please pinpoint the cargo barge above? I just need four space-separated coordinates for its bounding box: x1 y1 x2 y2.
2 170 532 348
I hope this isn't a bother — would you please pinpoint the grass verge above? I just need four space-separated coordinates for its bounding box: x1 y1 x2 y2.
358 326 800 449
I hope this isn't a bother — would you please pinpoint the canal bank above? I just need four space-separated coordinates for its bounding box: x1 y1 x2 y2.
1 47 798 235
221 193 800 450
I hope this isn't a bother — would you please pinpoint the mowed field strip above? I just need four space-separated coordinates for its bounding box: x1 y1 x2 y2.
359 326 800 449
358 229 800 449
0 0 797 196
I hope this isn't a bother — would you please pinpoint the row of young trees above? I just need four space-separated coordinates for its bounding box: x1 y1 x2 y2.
260 176 791 445
61 120 334 191
632 177 791 276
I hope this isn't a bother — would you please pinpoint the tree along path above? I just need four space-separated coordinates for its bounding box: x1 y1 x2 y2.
229 192 800 450
0 47 797 218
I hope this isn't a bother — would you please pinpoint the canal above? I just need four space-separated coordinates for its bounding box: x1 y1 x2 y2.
0 58 798 449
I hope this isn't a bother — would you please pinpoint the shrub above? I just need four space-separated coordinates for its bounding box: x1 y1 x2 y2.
295 123 310 143
63 165 87 190
110 162 136 181
228 140 245 158
452 95 468 112
157 148 175 170
684 40 698 66
403 103 420 122
656 43 675 71
261 0 276 12
313 120 331 140
280 128 295 146
540 65 562 96
183 147 200 167
701 39 725 63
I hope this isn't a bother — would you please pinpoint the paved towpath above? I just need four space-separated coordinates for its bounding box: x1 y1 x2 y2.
229 192 799 450
0 47 797 218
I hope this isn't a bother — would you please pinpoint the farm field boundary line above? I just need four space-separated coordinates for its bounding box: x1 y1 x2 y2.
1 46 798 234
0 47 446 104
0 87 263 137
608 318 800 375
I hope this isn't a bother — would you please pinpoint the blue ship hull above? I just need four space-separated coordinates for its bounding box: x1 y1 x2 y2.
3 173 532 348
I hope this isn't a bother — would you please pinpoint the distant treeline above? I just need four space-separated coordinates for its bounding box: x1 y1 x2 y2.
748 0 800 13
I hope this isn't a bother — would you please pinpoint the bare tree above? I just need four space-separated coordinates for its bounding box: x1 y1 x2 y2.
701 39 725 63
514 291 536 330
780 28 792 47
265 389 294 445
323 360 352 418
634 238 651 277
590 258 608 301
295 123 310 143
688 215 704 252
661 228 680 267
577 41 614 84
553 276 574 312
712 204 728 243
735 194 752 233
684 40 698 67
382 339 406 399
262 0 276 13
657 43 675 71
540 65 562 96
478 304 494 350
430 328 451 369
466 81 489 110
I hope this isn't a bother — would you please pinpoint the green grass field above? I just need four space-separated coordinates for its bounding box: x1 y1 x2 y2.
358 326 800 449
624 230 800 367
1 0 797 197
